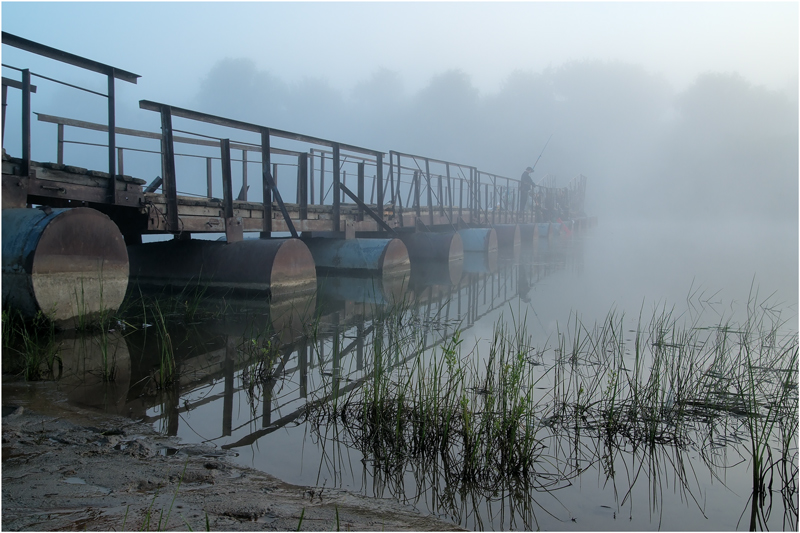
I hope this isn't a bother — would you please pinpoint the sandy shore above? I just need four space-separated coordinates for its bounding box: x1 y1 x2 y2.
1 381 463 531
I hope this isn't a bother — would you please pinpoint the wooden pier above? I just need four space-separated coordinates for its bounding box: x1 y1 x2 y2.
1 32 595 324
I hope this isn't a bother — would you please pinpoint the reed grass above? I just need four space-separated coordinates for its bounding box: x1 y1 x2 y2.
2 308 62 380
308 290 797 529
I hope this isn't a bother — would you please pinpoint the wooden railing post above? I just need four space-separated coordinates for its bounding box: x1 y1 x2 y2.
260 128 272 238
319 151 325 205
333 143 341 232
376 152 384 223
56 123 64 164
446 163 453 222
484 183 488 224
470 168 476 222
388 153 395 206
459 175 463 222
220 138 234 220
117 147 124 176
357 161 365 221
438 173 444 216
1 84 7 147
206 157 213 198
414 170 421 222
159 105 179 232
298 152 308 220
492 180 496 225
21 69 31 179
505 181 510 224
239 149 247 201
106 67 116 203
309 149 315 206
425 160 433 226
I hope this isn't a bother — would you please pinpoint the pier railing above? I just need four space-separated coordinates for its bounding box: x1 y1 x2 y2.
1 31 140 204
3 31 588 237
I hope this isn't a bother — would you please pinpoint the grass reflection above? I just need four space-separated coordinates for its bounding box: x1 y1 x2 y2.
306 291 798 530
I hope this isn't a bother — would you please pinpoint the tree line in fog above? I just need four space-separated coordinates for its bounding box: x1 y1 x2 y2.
194 58 797 223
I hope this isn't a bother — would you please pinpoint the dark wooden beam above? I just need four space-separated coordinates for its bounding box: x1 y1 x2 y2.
2 32 140 84
140 100 382 157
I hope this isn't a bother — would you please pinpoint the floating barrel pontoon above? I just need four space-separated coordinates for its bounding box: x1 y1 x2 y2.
305 238 410 277
399 231 464 287
127 238 316 299
458 228 498 254
410 259 464 288
537 222 552 239
494 224 521 259
494 224 520 249
462 251 498 275
2 207 129 325
318 273 410 308
519 224 539 248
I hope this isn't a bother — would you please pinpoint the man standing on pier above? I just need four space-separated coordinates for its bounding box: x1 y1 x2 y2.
519 166 534 214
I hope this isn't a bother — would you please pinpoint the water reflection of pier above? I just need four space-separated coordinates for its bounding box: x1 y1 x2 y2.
63 236 582 449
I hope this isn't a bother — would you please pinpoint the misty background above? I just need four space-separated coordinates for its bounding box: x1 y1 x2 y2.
191 57 798 225
2 2 797 306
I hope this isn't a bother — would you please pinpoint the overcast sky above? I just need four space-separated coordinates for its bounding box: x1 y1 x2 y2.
2 1 798 99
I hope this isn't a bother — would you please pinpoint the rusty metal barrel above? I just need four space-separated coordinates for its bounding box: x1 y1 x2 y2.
127 238 316 299
494 224 520 250
304 238 410 277
2 207 129 325
399 231 464 287
494 224 521 259
458 228 498 254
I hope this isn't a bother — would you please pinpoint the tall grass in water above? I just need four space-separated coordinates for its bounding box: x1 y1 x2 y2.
727 294 799 531
312 310 561 492
151 301 177 388
2 308 62 380
309 291 797 530
542 295 798 529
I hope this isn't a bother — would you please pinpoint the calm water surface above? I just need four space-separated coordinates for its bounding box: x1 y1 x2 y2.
65 217 797 530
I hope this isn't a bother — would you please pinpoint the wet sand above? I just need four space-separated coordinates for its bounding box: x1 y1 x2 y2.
2 381 462 531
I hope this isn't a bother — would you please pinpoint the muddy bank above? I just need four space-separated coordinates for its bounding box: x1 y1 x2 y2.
1 382 463 531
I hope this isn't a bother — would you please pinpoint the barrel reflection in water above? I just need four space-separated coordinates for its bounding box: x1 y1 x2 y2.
60 232 586 529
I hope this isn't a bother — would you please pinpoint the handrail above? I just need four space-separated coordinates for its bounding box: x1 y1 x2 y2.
2 31 140 201
35 113 304 157
140 100 383 158
2 32 140 84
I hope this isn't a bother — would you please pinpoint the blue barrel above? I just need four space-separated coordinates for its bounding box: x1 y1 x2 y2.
305 238 410 277
537 222 551 239
462 251 498 275
458 228 498 254
2 207 129 325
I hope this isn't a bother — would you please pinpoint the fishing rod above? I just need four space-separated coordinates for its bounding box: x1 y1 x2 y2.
531 133 554 173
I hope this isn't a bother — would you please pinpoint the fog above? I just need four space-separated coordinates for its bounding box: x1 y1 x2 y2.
2 3 796 304
3 2 796 227
190 57 797 226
